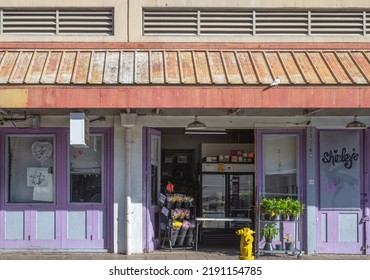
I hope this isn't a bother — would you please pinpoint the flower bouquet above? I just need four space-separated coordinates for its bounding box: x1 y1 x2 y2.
185 221 196 246
165 195 177 209
166 182 174 193
171 208 190 221
175 194 185 208
171 220 183 246
183 196 194 208
177 220 190 246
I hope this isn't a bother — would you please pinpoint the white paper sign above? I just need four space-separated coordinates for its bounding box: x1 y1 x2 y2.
27 167 49 188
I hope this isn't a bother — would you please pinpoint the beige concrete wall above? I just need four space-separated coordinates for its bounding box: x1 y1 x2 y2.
1 0 370 43
0 0 127 42
129 0 370 43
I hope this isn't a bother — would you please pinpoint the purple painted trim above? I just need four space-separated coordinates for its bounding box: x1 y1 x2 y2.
0 127 113 250
316 129 364 254
142 127 148 252
256 128 306 252
365 130 370 255
142 127 161 253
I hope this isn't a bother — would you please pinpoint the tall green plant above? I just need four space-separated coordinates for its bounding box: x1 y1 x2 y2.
288 199 305 218
260 198 277 217
261 224 278 242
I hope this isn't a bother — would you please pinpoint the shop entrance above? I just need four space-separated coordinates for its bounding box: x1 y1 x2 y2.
154 128 255 249
316 130 365 254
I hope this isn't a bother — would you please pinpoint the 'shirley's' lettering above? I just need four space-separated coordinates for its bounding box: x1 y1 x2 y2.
321 148 359 169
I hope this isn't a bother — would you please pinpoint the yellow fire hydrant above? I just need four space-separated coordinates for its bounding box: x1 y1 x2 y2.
236 227 255 260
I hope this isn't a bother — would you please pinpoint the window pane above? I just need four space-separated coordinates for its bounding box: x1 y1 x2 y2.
7 135 55 203
263 134 298 199
69 135 103 203
151 134 160 205
319 131 360 209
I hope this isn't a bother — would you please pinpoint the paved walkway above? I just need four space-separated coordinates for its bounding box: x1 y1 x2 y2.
0 246 369 260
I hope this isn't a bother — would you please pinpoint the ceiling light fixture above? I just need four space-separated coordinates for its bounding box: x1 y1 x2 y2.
185 129 227 135
346 116 366 129
186 116 207 130
0 108 9 114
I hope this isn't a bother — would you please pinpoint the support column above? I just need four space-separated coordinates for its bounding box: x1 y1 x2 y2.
121 113 137 255
124 126 132 255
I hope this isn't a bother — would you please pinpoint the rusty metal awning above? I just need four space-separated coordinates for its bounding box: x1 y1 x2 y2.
0 49 369 86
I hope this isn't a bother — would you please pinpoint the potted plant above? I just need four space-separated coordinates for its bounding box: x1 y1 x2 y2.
288 199 305 220
274 198 286 220
279 197 291 220
284 233 294 251
261 224 278 251
260 198 278 220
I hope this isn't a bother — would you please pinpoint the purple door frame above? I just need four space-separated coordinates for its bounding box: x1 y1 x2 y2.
316 129 365 254
256 129 306 252
142 127 161 252
0 127 113 251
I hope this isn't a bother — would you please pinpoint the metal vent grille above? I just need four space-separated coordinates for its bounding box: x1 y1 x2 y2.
310 11 364 35
143 8 370 37
3 10 56 34
255 11 308 35
200 11 253 35
143 10 198 35
0 8 113 35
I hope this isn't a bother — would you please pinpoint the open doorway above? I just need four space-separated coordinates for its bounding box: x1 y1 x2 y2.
157 128 255 249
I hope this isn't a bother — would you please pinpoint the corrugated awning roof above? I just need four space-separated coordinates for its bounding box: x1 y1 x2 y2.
0 49 369 86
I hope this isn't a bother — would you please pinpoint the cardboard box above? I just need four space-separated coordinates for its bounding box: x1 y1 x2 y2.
218 155 230 162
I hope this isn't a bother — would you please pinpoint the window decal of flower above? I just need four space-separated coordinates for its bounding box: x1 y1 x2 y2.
27 167 49 188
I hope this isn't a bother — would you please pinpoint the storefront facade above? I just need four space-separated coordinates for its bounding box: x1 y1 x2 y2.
0 0 369 255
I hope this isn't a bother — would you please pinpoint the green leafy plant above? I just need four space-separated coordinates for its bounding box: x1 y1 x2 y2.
260 198 277 217
261 224 279 242
288 199 305 218
279 197 292 219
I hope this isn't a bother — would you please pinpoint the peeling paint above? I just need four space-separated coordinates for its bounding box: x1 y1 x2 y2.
0 49 368 86
0 89 28 107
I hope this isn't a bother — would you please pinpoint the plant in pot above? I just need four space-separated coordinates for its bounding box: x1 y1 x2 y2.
279 197 292 220
288 199 305 221
261 224 278 251
260 198 277 220
274 198 286 220
284 233 294 251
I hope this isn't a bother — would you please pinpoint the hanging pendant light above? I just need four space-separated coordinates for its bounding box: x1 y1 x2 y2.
186 116 207 130
346 116 366 129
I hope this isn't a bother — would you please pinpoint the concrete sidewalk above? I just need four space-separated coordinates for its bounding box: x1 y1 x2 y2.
0 246 369 260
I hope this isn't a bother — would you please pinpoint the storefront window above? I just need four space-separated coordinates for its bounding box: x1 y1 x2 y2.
6 135 55 203
263 134 298 199
319 131 360 209
69 135 103 203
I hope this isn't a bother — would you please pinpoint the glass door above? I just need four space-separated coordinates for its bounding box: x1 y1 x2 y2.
256 129 305 252
201 174 226 228
228 174 254 228
317 130 364 254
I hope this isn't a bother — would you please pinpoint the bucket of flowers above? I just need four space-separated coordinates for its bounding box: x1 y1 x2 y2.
186 221 196 247
165 195 177 209
177 220 190 246
171 220 183 246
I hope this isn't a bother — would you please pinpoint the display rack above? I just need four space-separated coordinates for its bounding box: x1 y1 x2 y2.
160 193 196 251
161 149 194 195
256 219 303 258
255 194 304 259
